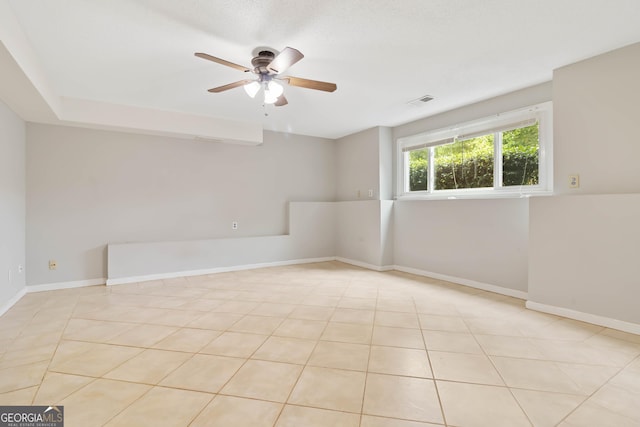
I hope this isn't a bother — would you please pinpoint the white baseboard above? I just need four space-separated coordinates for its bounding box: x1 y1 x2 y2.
0 279 106 317
27 278 106 293
526 301 640 335
393 265 529 300
106 257 336 285
0 287 27 317
335 257 394 272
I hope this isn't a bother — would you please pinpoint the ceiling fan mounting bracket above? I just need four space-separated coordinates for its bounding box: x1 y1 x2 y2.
257 50 276 57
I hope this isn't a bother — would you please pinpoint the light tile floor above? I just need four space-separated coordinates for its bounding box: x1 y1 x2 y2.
1 261 639 426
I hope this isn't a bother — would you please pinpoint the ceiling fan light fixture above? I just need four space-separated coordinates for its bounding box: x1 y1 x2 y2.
267 80 284 97
243 81 260 98
263 81 284 104
263 89 278 104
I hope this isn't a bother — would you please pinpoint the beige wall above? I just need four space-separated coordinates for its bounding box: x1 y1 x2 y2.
335 127 381 201
528 42 640 326
529 194 640 324
334 126 395 268
0 99 26 310
553 42 640 194
26 124 336 285
394 198 529 293
108 202 337 282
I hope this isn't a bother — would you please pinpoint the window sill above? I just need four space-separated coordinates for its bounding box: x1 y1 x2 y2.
395 189 553 201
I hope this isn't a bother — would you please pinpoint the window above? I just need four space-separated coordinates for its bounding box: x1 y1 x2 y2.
398 102 552 198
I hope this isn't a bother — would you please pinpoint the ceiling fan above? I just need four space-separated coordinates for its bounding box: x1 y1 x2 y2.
195 47 337 107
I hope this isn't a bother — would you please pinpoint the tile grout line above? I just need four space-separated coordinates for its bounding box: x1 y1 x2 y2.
414 295 449 427
29 293 85 406
357 280 379 427
270 296 335 426
463 315 539 427
554 351 640 426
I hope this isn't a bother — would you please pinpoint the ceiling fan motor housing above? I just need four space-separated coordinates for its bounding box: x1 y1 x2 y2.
251 50 276 74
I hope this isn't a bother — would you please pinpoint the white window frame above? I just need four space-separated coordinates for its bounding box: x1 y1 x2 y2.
396 102 553 199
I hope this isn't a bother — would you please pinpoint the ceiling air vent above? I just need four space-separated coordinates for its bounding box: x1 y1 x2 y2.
408 95 434 107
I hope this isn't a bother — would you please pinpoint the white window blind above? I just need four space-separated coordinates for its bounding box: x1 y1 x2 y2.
401 137 455 152
456 118 538 141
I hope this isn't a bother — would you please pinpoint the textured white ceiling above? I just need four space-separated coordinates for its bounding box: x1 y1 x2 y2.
7 0 640 139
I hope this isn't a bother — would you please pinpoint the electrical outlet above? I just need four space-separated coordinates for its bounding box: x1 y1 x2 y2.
356 190 361 199
232 221 238 230
368 189 374 198
18 264 23 273
569 174 580 189
49 260 57 270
